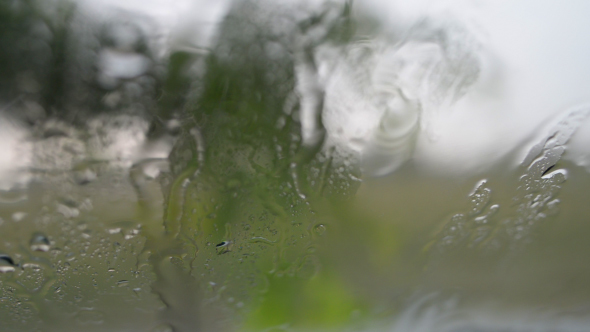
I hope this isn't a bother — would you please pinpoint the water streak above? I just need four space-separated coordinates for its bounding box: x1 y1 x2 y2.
429 104 590 253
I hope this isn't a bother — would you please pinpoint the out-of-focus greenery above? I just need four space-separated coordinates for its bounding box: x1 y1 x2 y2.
161 1 377 329
0 0 72 115
244 270 366 330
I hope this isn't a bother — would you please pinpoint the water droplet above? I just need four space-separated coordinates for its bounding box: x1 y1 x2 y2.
467 180 491 216
108 227 122 234
0 190 28 204
216 241 233 255
0 255 16 273
30 232 50 252
56 203 79 219
75 309 105 325
74 165 97 185
313 224 327 235
12 212 27 222
249 237 276 246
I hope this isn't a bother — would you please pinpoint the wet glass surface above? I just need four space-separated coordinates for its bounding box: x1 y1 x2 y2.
1 1 590 331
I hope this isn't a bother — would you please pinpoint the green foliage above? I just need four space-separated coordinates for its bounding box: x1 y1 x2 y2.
244 269 366 330
0 0 74 113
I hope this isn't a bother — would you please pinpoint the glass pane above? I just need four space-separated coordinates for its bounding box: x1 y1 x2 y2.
1 1 590 331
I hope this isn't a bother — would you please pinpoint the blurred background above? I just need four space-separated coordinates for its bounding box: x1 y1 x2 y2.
1 0 590 331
